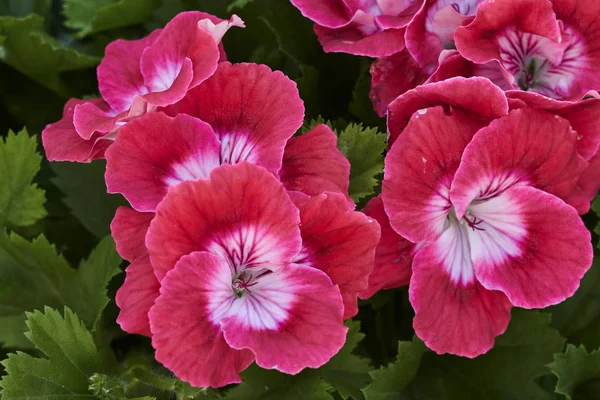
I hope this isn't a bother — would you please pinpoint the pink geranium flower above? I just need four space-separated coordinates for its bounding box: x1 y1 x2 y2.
455 0 600 100
112 162 379 387
382 77 593 357
42 11 243 163
105 62 350 211
290 0 423 57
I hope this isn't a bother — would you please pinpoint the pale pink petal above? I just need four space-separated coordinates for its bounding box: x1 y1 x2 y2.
359 196 414 299
198 15 245 44
149 251 255 388
468 186 592 309
146 163 302 281
279 124 351 198
105 113 221 212
409 221 512 357
383 106 485 243
221 264 347 374
291 192 380 319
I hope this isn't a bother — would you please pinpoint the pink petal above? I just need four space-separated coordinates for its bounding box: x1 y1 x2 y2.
165 62 304 175
140 11 220 102
387 77 509 147
359 196 414 299
563 151 600 214
149 251 255 388
116 256 159 337
468 186 592 308
289 0 354 28
382 106 486 243
41 98 113 162
73 101 120 139
314 23 406 57
97 29 162 113
507 91 600 161
279 124 351 198
450 108 587 217
146 162 302 281
409 222 512 357
369 50 430 117
454 0 562 65
110 206 155 262
291 192 380 319
105 113 221 212
221 263 347 374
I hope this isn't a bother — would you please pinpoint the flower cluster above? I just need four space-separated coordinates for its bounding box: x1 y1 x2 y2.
292 0 599 357
42 11 381 388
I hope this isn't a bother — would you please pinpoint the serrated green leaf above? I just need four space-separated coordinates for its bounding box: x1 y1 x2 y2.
313 321 372 400
89 373 156 400
337 124 386 202
363 338 426 400
550 344 600 400
0 14 100 95
0 232 122 346
225 365 333 400
51 160 128 238
0 129 46 228
64 0 154 38
0 307 110 400
402 310 565 400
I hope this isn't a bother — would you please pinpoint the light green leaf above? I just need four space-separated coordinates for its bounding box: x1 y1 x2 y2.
363 338 427 400
0 307 110 400
337 123 386 202
550 344 600 399
51 160 128 238
64 0 154 38
0 232 122 346
0 128 46 228
0 14 100 95
313 321 372 400
225 365 333 400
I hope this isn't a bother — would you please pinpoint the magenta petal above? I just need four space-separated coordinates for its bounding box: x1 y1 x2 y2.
454 0 562 65
409 224 512 358
147 163 302 281
165 62 304 175
369 50 430 117
563 151 600 214
110 206 154 262
221 264 346 374
97 29 162 113
73 101 120 139
469 186 592 309
383 106 485 243
450 108 587 217
280 124 351 198
292 192 380 319
140 12 220 96
387 77 509 146
105 113 221 212
42 98 113 162
149 252 255 388
289 0 353 28
116 256 159 337
315 23 406 57
359 196 414 299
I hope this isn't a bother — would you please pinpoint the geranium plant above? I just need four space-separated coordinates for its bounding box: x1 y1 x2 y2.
1 0 600 399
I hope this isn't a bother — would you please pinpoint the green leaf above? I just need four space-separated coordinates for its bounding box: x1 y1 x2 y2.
402 310 565 400
363 338 427 400
337 123 386 202
64 0 154 38
314 321 372 400
0 14 100 95
89 373 156 400
225 365 333 400
0 307 111 400
0 128 46 228
550 344 600 400
0 0 50 18
0 232 122 346
227 0 253 12
51 160 128 238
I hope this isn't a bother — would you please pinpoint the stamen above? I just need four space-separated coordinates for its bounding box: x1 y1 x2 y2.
464 215 485 231
232 271 259 297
